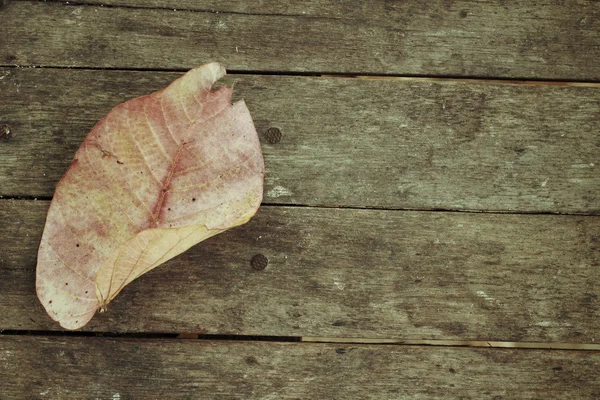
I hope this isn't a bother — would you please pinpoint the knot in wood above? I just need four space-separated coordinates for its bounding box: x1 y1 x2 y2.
0 124 12 140
264 127 282 144
250 254 268 271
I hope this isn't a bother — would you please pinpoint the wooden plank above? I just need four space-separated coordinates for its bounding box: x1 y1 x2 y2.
1 69 598 213
2 1 599 80
1 336 599 399
2 200 599 342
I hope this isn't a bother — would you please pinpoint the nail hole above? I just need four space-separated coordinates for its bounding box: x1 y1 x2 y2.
250 254 268 271
0 124 12 141
76 243 79 247
192 198 196 202
264 127 282 144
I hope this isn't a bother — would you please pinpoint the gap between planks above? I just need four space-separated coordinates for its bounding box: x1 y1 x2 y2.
302 337 600 351
2 197 600 217
1 64 600 87
1 330 599 351
15 0 342 20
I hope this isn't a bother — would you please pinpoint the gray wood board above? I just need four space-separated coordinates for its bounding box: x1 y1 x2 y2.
2 336 600 399
2 200 599 342
2 0 599 80
1 68 598 213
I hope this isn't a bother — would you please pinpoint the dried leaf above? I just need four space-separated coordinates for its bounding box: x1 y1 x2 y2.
36 63 264 329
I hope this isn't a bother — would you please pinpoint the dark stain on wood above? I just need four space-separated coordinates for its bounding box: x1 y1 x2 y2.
51 129 65 146
245 356 259 365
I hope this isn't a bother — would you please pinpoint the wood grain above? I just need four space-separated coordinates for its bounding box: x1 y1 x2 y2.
1 336 599 399
2 200 598 342
1 68 598 213
2 0 599 80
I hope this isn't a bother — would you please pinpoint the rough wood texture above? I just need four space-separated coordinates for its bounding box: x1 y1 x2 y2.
2 0 598 394
2 200 598 342
2 1 599 80
1 336 599 399
1 68 598 213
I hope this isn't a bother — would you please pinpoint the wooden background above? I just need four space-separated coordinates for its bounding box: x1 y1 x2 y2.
1 0 599 398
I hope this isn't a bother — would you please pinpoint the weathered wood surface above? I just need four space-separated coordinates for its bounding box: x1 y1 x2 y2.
1 0 598 396
1 68 598 213
2 1 599 80
2 200 598 342
2 336 599 399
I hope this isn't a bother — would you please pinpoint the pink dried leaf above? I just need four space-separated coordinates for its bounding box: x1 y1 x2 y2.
36 62 264 329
